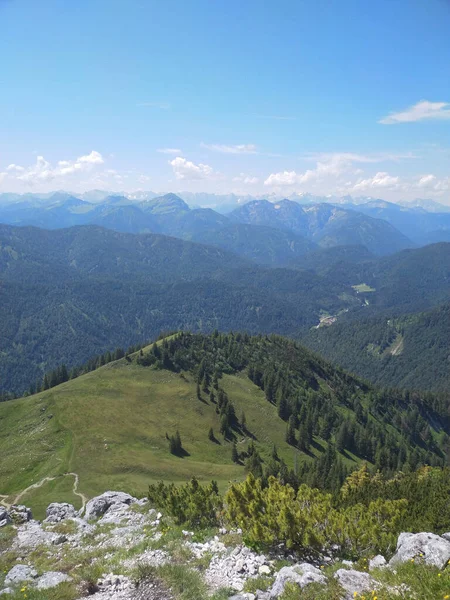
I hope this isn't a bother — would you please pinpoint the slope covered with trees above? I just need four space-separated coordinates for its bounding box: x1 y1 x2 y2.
0 224 363 394
304 302 450 393
1 332 450 517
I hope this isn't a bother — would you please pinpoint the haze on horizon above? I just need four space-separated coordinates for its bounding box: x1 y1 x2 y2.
0 0 449 205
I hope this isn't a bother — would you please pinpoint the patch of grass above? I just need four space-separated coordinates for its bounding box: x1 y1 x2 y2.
221 531 243 547
4 582 79 600
280 579 343 600
147 563 208 600
191 551 213 572
210 588 236 600
243 574 274 593
0 525 17 553
44 520 79 535
369 561 450 599
18 476 83 521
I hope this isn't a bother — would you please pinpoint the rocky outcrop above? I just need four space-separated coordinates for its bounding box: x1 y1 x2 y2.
14 520 67 549
0 507 11 528
8 504 32 524
44 502 77 522
369 554 387 570
5 564 38 586
205 545 271 591
84 491 137 520
3 489 450 600
270 563 326 598
36 571 72 589
389 532 450 569
334 569 377 600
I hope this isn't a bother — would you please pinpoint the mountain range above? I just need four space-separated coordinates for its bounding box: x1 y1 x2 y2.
0 191 422 259
1 215 449 394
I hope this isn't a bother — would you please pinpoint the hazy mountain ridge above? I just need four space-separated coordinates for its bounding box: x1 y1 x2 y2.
2 190 447 257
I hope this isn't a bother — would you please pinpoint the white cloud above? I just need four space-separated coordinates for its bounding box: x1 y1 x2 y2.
6 164 25 172
4 151 105 186
264 154 355 187
417 174 437 187
379 100 450 124
169 156 214 180
0 172 7 183
233 173 259 184
201 143 257 154
78 150 104 165
352 172 400 191
264 171 302 186
157 148 182 155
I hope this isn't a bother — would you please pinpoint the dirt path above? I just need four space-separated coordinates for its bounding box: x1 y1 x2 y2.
0 472 87 510
66 471 88 510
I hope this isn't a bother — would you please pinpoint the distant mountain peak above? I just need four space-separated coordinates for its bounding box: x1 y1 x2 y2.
141 193 190 214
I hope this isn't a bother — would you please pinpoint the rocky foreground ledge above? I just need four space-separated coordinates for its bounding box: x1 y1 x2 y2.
2 491 450 599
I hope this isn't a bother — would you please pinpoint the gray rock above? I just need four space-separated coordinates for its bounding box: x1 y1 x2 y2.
0 588 13 596
44 502 77 523
269 563 326 598
9 505 32 524
334 569 376 600
390 532 450 569
36 571 72 589
0 508 11 528
14 520 62 549
369 555 387 570
84 491 137 520
5 564 38 586
229 595 255 600
258 565 271 575
52 534 68 545
98 502 132 525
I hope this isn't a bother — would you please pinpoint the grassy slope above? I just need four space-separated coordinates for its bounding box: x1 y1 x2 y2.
0 355 302 517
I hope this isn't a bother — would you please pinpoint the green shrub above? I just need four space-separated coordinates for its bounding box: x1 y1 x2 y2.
148 477 222 528
225 474 406 558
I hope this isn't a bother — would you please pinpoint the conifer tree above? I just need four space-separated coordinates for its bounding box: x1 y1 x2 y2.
231 441 239 463
286 416 297 446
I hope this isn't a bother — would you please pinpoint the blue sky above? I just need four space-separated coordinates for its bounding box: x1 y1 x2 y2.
0 0 449 202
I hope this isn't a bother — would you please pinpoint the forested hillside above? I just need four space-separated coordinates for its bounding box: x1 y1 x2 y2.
0 224 362 393
1 332 449 517
304 303 450 393
1 224 449 394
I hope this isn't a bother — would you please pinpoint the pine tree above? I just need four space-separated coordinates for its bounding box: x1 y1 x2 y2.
240 411 247 431
277 396 290 421
220 414 229 439
286 416 297 446
208 427 215 442
42 373 50 391
231 441 239 463
213 372 219 390
196 383 201 400
272 444 279 461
